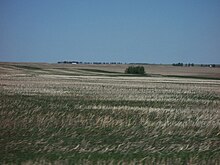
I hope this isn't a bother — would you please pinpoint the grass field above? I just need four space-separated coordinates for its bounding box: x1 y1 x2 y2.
0 63 220 164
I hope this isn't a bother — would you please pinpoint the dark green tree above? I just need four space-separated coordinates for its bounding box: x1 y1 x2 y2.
125 66 145 74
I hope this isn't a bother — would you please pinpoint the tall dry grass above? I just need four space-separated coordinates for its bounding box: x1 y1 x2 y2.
0 63 220 164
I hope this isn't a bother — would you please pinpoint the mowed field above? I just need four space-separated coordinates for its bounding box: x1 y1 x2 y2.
0 62 220 164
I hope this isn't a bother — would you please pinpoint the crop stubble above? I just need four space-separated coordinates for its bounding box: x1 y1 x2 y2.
0 63 220 164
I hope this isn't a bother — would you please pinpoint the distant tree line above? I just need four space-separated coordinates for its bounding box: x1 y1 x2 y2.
58 61 81 64
172 63 194 67
125 66 145 75
57 61 123 65
172 63 218 68
57 61 150 65
92 62 123 65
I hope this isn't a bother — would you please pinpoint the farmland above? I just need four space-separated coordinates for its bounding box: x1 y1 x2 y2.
0 62 220 164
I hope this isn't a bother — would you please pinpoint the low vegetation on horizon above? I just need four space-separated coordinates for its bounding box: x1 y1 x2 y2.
0 63 220 164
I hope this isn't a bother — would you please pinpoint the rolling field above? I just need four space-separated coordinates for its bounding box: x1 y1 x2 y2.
0 63 220 164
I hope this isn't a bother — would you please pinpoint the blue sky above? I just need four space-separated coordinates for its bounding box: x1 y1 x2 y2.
1 0 220 63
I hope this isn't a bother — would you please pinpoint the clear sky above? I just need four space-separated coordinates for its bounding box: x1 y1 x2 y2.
1 0 220 64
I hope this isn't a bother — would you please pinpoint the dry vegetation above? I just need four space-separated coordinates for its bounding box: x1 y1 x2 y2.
0 62 220 164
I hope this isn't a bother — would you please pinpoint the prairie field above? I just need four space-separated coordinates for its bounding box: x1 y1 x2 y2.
0 62 220 164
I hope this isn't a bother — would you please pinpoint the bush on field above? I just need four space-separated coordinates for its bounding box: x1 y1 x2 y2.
125 66 145 75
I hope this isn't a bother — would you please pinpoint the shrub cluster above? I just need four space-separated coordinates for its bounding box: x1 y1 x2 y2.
125 66 145 74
